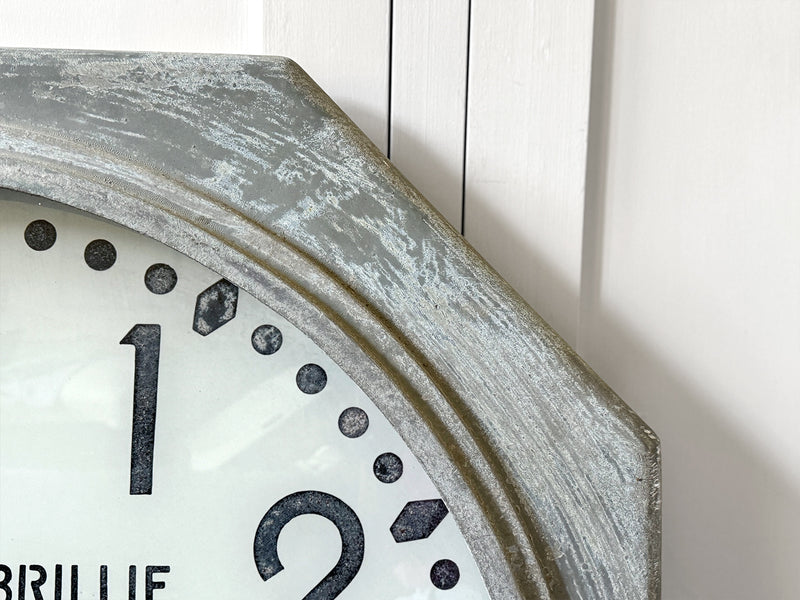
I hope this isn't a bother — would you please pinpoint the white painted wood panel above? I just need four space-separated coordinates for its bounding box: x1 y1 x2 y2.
580 3 800 599
0 0 263 54
463 1 595 346
262 0 391 153
389 0 469 230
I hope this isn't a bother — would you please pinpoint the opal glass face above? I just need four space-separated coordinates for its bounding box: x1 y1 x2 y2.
0 189 491 599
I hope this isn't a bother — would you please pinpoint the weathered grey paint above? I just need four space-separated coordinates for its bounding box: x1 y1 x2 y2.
0 49 661 599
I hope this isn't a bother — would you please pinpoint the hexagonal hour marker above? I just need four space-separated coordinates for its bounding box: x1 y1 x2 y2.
390 499 449 543
193 279 239 336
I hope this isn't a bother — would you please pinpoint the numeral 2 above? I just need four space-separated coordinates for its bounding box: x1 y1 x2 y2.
121 324 161 495
254 491 365 600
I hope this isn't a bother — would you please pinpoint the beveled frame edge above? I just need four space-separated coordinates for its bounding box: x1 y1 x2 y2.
0 155 545 600
0 49 661 600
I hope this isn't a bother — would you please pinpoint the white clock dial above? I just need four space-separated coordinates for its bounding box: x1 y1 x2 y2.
0 189 492 600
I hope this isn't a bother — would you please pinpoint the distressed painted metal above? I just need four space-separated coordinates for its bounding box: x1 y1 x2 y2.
0 49 661 599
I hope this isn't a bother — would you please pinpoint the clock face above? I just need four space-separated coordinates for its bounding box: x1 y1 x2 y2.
0 189 492 599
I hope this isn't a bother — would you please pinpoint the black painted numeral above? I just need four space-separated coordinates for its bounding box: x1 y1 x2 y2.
120 324 161 495
253 491 365 600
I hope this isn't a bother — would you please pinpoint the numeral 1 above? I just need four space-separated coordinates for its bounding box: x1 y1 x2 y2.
120 324 161 495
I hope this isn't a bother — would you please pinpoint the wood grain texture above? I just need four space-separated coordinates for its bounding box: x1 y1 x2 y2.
262 0 391 153
463 0 594 346
389 0 469 230
0 0 263 53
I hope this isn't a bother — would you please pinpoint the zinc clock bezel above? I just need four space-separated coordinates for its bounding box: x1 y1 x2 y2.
0 49 661 600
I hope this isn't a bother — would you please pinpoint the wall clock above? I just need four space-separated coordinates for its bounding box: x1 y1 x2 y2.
0 50 661 600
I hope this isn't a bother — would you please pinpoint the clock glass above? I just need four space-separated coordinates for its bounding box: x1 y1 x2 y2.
0 188 492 599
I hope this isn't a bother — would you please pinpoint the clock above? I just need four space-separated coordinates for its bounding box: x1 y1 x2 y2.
1 188 485 598
0 50 661 600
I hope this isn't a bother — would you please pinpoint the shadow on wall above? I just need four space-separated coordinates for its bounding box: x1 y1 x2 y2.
581 301 800 599
386 118 463 232
461 195 582 347
582 2 800 598
383 9 800 593
387 106 582 345
391 108 800 598
393 131 582 346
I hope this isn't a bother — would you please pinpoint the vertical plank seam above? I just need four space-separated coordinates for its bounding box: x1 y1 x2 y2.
386 0 395 159
460 0 473 236
578 0 604 355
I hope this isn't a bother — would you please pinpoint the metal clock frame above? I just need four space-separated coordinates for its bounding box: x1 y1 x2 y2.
0 49 661 600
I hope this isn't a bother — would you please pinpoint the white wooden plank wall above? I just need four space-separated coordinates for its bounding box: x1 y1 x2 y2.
0 0 263 53
2 3 799 599
389 0 469 229
0 0 592 343
464 1 594 346
262 0 391 154
582 3 800 599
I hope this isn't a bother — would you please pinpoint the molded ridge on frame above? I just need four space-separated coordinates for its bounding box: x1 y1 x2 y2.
0 49 660 600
